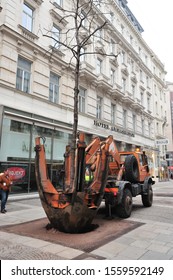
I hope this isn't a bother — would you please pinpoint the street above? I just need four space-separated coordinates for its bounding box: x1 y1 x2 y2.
0 180 173 260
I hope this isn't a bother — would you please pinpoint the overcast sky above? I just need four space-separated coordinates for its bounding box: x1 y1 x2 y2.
127 0 172 81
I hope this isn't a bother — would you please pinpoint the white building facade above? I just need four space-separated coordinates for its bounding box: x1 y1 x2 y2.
165 83 173 176
0 0 168 192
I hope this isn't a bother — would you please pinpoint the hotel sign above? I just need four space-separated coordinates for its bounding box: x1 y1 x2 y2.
155 139 169 146
93 120 135 137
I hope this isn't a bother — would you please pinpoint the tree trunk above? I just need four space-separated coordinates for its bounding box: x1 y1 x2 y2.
70 57 80 191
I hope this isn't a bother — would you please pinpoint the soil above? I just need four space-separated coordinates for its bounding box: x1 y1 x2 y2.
0 208 143 252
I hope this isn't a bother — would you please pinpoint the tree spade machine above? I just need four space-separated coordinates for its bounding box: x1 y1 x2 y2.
34 132 154 233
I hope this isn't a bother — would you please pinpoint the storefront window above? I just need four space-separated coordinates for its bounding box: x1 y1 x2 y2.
0 118 31 194
0 118 31 161
32 126 53 161
53 131 71 161
0 117 72 194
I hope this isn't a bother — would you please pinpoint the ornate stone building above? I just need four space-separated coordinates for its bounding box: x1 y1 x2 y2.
0 0 168 192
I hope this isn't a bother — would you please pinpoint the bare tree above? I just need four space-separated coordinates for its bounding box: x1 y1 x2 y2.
44 0 118 191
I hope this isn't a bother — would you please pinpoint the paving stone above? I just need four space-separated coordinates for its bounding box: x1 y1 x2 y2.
40 243 68 254
91 242 128 259
115 236 136 245
55 248 84 259
131 240 151 249
139 250 171 260
0 239 63 260
156 234 173 243
112 246 147 259
147 243 170 254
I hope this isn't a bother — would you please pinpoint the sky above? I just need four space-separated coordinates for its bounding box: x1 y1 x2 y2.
127 0 172 81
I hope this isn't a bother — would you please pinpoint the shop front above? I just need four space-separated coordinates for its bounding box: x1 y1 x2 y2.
0 108 72 194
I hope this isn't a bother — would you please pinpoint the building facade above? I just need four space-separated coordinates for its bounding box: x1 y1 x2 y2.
165 83 173 177
0 0 168 193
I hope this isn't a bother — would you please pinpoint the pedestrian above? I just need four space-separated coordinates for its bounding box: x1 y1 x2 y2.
0 171 13 214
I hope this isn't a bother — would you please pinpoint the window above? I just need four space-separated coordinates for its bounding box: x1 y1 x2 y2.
10 120 31 133
123 109 127 128
131 84 135 99
54 0 62 6
110 39 115 54
121 51 126 64
22 3 34 32
79 88 86 113
132 114 136 133
156 122 159 134
111 104 116 124
110 12 114 23
160 89 162 100
52 25 61 48
96 27 102 41
155 102 158 115
96 58 102 75
130 35 133 45
141 119 144 135
81 10 87 27
95 0 102 7
121 24 124 35
141 91 144 106
49 72 60 103
122 78 126 93
140 70 143 81
107 11 114 23
110 69 115 86
147 96 150 111
161 105 163 117
96 96 102 119
131 60 134 72
16 56 31 93
80 47 86 62
148 122 151 137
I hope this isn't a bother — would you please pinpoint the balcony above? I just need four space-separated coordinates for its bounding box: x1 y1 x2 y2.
110 87 124 100
121 65 129 76
131 74 137 84
96 74 112 91
122 93 134 105
35 0 43 4
79 62 97 82
131 98 144 111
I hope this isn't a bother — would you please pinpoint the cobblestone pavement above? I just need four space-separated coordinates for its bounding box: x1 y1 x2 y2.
0 180 173 260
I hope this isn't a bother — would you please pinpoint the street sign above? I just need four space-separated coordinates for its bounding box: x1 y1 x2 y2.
155 139 169 145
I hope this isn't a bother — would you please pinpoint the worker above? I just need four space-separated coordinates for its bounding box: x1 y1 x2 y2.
85 167 93 185
0 171 13 214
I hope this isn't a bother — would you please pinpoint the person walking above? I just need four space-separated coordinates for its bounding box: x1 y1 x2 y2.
0 171 13 214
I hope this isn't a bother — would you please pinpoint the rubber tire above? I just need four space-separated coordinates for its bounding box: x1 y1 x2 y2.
142 184 153 207
124 155 139 183
116 188 133 218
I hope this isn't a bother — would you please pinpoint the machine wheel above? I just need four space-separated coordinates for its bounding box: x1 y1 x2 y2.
116 188 132 218
124 155 139 183
142 183 153 207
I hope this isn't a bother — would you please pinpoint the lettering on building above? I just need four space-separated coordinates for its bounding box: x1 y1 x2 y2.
93 120 135 137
